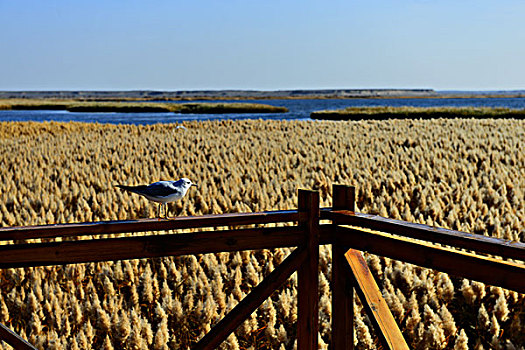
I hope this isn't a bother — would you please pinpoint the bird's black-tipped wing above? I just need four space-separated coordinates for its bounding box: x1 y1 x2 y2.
116 184 149 195
116 182 182 198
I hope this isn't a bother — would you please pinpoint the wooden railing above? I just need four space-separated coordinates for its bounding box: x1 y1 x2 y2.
0 185 524 349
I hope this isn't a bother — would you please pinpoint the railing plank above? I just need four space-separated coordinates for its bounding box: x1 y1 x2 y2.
297 190 320 350
336 226 525 293
324 210 525 261
345 249 409 350
193 246 307 350
0 210 303 241
0 323 37 350
0 226 304 268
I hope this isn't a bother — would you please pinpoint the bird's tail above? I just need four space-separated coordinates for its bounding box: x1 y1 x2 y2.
116 184 148 195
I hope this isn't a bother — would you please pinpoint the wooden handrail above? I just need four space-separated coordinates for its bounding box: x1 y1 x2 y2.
336 225 525 294
0 226 309 269
0 210 304 241
324 210 525 261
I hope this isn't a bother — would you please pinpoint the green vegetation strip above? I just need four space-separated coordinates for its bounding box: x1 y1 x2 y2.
0 99 288 114
311 106 525 120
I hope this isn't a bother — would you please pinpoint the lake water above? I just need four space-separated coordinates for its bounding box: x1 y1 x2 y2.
1 97 524 125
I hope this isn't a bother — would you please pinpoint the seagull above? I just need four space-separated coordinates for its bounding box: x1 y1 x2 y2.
116 178 197 218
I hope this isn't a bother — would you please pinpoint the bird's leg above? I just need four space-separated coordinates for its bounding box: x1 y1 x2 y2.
157 204 161 218
164 203 168 219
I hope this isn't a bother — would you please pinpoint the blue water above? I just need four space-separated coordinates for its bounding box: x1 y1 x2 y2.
1 97 524 125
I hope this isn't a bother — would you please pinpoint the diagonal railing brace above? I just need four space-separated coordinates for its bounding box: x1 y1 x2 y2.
0 323 37 350
193 246 308 350
344 249 409 350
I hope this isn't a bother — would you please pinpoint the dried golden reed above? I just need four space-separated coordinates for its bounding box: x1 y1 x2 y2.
0 118 523 349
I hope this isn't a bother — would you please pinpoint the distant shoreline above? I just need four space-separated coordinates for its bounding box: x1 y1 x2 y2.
0 99 288 114
1 89 524 101
310 106 525 120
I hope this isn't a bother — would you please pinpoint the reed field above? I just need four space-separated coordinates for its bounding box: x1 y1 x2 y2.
0 117 524 349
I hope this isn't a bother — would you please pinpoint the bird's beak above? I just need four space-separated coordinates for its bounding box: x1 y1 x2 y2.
192 183 198 187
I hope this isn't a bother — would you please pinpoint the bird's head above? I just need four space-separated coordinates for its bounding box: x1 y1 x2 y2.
180 178 197 190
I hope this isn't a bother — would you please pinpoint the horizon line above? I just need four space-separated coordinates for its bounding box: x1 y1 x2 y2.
1 88 525 93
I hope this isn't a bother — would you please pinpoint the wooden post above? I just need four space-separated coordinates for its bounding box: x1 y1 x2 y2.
297 189 320 350
331 184 355 349
332 184 356 214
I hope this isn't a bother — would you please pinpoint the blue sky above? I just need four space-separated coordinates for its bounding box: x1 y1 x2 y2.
1 0 524 91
